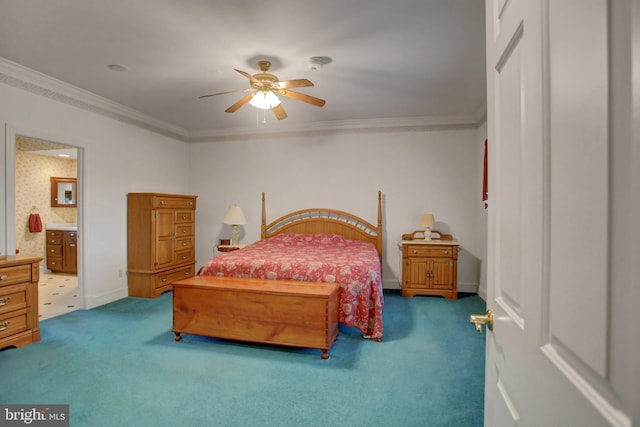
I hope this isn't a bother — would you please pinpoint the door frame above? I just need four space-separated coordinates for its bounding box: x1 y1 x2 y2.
5 122 85 311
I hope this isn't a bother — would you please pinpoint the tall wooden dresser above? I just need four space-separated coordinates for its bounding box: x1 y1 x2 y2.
0 256 42 350
127 193 197 298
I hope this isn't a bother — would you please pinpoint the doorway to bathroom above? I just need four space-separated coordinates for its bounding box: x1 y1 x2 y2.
14 135 82 320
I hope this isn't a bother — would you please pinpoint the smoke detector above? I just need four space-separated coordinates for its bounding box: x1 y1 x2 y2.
308 56 332 71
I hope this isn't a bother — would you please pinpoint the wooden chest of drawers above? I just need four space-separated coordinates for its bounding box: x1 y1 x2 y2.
127 193 197 298
400 240 459 299
0 256 42 350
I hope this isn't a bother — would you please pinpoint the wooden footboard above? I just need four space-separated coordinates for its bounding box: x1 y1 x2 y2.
172 276 340 359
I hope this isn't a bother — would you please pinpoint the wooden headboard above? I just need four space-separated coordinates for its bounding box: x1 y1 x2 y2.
261 191 383 258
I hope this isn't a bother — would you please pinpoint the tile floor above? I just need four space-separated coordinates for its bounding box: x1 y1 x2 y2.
38 273 79 320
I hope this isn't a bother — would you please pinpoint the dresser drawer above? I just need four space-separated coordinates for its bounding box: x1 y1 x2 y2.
174 249 194 264
175 236 194 250
0 308 28 339
155 265 195 289
175 210 194 223
175 223 194 237
0 264 32 286
404 245 455 258
153 196 196 209
0 284 28 315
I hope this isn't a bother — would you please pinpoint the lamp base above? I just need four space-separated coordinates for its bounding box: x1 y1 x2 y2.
423 228 432 241
230 225 241 246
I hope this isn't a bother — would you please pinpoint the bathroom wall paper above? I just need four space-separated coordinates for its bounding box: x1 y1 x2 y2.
15 150 77 263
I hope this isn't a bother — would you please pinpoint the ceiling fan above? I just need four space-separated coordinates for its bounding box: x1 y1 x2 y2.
199 60 326 120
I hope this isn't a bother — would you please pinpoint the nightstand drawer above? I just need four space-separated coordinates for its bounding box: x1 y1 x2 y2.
0 265 32 286
404 245 455 258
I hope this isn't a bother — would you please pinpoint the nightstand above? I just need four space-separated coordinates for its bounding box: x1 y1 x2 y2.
216 245 244 253
399 232 459 299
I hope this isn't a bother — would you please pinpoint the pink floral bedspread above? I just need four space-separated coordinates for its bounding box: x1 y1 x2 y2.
198 233 384 340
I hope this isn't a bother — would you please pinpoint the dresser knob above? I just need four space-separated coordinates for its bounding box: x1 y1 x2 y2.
0 297 10 306
412 249 418 254
442 250 449 255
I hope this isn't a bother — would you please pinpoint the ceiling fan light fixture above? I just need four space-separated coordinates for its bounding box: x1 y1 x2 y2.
249 90 281 110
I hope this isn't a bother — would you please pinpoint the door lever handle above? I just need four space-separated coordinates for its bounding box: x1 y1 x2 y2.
470 309 493 333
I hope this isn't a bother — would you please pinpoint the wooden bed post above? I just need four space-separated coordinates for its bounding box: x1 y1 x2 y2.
377 190 382 229
261 192 267 239
376 190 383 261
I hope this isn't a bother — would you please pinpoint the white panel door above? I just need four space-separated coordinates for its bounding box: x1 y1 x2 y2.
482 0 638 426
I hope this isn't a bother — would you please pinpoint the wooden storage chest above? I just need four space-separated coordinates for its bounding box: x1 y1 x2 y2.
172 276 340 359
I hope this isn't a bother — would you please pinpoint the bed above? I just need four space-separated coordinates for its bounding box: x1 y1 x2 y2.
197 191 384 341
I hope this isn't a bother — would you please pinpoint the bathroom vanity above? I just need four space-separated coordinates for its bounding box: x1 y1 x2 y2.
45 224 77 274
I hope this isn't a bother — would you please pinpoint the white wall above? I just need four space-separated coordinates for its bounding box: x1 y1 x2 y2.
1 81 190 308
189 127 483 290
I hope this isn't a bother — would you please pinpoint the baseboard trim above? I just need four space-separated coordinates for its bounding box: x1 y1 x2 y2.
384 279 479 295
458 282 479 294
84 287 128 309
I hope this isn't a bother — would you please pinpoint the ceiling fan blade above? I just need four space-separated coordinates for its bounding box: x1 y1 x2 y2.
199 88 252 99
274 79 314 89
234 69 261 86
272 104 288 120
225 93 254 113
277 89 326 107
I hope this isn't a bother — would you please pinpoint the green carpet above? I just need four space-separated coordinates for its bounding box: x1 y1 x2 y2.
0 291 486 427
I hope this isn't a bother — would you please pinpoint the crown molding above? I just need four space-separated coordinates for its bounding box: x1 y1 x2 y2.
1 57 486 143
0 57 189 140
187 115 483 143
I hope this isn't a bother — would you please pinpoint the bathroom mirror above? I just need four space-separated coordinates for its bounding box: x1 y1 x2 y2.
51 177 77 207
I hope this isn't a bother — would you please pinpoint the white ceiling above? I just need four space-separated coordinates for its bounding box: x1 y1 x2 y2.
0 0 486 140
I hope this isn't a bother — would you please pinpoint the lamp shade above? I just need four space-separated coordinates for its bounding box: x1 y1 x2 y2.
420 213 435 229
223 205 247 225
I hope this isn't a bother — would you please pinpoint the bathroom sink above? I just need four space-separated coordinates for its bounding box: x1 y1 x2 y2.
45 223 77 231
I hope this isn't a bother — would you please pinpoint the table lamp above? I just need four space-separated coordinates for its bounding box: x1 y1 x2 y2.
223 205 247 245
420 213 435 241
